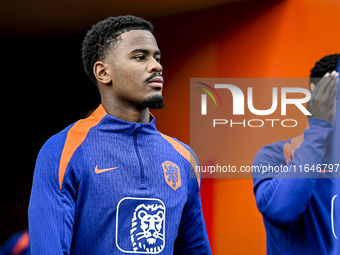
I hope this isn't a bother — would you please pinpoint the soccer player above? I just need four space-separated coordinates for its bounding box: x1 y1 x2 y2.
252 54 340 254
28 16 211 254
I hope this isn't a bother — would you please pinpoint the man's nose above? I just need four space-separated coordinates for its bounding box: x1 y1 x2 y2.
148 58 163 73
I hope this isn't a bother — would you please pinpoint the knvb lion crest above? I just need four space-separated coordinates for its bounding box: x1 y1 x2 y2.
130 203 165 253
162 161 181 191
115 197 165 254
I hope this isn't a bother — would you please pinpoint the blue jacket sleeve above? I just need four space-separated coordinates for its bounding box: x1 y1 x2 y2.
173 151 212 255
253 118 333 228
28 133 79 254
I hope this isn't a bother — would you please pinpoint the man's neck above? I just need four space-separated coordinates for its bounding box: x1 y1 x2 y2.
101 98 150 123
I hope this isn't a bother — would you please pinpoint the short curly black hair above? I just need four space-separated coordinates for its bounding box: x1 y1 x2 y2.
310 54 340 78
82 15 153 85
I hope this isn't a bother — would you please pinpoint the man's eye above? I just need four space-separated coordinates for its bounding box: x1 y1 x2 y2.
135 55 146 61
154 57 161 63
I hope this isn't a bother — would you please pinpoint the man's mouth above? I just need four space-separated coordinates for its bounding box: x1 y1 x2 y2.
147 76 163 88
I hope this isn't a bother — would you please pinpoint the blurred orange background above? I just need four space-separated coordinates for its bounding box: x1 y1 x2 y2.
150 0 340 253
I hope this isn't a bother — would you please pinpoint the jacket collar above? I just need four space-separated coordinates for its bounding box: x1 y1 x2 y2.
90 104 158 134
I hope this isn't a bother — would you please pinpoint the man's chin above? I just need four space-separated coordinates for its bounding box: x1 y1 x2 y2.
142 94 165 109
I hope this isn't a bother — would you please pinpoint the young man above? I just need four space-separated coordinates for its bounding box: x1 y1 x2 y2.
252 54 340 254
28 16 211 254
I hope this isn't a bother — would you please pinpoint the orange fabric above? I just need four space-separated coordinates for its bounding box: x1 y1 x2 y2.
11 230 30 255
58 104 107 189
283 133 305 164
283 122 310 163
159 132 200 188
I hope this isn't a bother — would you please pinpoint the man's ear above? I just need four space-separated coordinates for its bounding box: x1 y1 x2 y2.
93 61 112 85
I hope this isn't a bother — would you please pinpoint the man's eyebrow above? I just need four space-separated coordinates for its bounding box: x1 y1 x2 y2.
130 49 161 56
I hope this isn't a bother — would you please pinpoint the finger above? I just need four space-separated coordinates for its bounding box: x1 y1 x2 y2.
311 72 331 95
310 83 315 91
329 74 339 100
319 71 337 94
317 71 336 95
325 72 339 98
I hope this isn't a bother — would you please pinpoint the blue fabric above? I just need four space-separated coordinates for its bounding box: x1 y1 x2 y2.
28 106 211 255
253 118 340 254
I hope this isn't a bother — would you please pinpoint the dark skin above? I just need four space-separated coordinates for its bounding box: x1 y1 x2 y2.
307 70 339 122
93 30 163 123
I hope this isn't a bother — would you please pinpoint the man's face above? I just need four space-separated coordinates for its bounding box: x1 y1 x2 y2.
104 30 164 109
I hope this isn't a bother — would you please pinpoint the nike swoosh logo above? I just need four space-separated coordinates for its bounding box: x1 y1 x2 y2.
94 165 118 174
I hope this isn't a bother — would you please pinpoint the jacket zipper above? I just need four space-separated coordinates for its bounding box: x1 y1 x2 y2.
134 128 146 189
